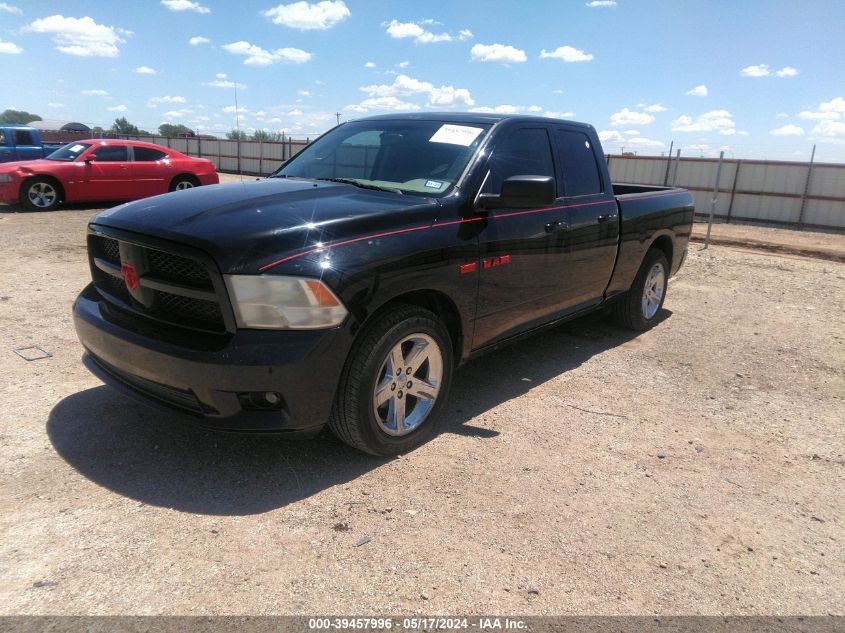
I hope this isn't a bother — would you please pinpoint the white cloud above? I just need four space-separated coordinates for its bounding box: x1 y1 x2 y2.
671 110 736 135
223 40 312 66
149 95 186 105
539 45 594 62
775 66 798 77
470 43 526 64
0 3 21 15
797 97 845 122
364 61 376 68
47 102 65 108
0 39 22 54
81 89 109 96
205 79 245 89
776 112 789 118
215 72 226 79
811 120 845 143
222 105 248 114
638 103 667 113
297 90 312 97
469 105 521 114
189 35 210 45
397 61 410 68
610 108 655 126
107 104 128 112
770 124 804 136
345 96 421 112
427 85 474 107
135 65 156 74
552 89 564 95
598 130 623 143
359 74 473 108
627 137 666 148
161 0 210 14
686 84 708 96
741 64 769 77
25 15 130 57
264 1 350 30
288 109 303 116
527 105 543 113
623 130 640 135
586 0 617 6
544 111 576 119
384 18 470 44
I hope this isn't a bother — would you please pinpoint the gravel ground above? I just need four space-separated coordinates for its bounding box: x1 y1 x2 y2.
0 197 843 616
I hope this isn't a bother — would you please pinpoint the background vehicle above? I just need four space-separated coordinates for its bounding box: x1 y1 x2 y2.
0 126 63 163
0 139 218 211
73 114 694 455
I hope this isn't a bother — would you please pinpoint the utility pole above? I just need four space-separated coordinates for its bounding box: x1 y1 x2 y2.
335 112 342 125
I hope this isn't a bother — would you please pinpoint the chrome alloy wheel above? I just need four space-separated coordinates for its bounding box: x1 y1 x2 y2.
27 182 57 208
174 180 194 190
372 333 443 437
641 261 666 319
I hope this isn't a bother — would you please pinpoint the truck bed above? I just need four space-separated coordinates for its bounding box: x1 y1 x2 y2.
612 183 684 198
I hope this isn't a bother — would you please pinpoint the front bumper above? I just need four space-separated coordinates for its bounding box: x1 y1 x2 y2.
0 181 18 204
73 283 354 432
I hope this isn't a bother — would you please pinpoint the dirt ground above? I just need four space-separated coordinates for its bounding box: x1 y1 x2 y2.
0 193 843 616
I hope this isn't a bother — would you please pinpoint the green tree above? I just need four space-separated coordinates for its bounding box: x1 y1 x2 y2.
111 117 143 135
226 129 248 140
251 130 283 141
158 123 193 137
0 109 42 124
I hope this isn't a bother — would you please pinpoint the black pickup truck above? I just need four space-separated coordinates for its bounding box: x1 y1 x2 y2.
73 114 693 455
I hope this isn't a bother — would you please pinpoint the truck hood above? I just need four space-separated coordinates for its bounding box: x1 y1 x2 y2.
91 177 441 274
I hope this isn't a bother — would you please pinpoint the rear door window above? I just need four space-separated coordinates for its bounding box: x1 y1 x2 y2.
483 127 556 194
93 145 129 162
133 147 167 162
553 129 603 196
13 129 34 146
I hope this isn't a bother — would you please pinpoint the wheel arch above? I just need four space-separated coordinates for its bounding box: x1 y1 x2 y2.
170 173 200 189
19 174 65 204
362 289 465 367
648 233 674 274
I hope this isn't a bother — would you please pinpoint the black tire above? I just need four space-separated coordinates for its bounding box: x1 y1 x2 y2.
20 177 62 212
613 248 670 331
328 303 454 456
169 175 199 192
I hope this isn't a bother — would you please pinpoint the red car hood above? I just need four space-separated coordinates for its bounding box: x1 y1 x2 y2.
0 159 56 174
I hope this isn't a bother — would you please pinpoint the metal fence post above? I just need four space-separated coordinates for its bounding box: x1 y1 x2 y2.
663 141 674 185
726 159 741 224
797 144 816 231
237 137 241 175
703 151 725 249
670 149 681 187
259 139 263 176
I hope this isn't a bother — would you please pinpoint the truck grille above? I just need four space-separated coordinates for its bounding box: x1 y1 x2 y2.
88 233 229 334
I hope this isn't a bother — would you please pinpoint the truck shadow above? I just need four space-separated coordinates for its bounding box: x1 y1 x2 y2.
47 311 670 516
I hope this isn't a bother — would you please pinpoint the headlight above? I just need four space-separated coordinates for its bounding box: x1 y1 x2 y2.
224 275 348 330
0 173 13 183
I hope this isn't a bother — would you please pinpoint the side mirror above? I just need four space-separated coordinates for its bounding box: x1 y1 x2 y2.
83 155 96 163
477 175 555 209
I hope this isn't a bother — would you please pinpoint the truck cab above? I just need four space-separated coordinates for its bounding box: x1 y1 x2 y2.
0 126 60 163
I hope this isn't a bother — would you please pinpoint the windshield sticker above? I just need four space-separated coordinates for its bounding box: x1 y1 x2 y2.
69 144 85 152
425 180 444 189
429 124 484 147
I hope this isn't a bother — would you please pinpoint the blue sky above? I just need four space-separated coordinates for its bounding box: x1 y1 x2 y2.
2 0 845 161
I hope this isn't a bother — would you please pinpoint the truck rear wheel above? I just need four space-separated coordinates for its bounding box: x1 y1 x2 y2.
21 177 61 212
613 248 669 330
328 304 453 456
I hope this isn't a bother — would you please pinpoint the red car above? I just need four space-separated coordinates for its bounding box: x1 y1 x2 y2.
0 139 219 211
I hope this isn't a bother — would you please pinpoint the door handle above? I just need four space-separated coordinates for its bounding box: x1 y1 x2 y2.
544 220 569 233
597 213 617 223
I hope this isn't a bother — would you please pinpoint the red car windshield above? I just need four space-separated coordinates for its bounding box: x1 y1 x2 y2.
46 143 93 162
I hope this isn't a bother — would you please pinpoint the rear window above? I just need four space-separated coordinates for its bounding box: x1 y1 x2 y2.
13 129 34 146
554 129 603 196
134 147 167 162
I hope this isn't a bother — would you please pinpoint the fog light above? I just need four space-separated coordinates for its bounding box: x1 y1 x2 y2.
238 391 284 411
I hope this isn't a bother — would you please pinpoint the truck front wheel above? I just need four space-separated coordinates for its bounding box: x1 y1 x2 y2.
613 248 669 330
21 177 62 212
329 304 453 456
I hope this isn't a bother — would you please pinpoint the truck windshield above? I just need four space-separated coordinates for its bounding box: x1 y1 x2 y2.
46 143 93 162
272 120 490 196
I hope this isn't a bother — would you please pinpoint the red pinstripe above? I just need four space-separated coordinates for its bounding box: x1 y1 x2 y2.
258 190 684 272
